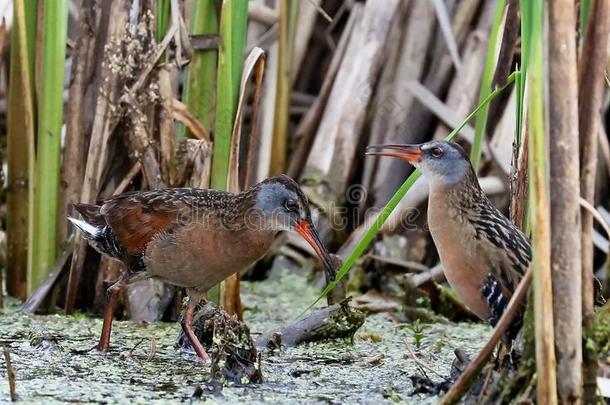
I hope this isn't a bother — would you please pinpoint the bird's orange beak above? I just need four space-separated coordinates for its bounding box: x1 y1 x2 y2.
295 219 336 281
366 144 423 164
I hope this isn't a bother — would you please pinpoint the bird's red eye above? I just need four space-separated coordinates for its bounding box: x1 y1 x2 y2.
284 199 298 212
432 147 443 157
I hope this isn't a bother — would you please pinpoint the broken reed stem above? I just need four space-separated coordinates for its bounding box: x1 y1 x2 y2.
440 268 532 405
578 0 610 400
547 0 582 402
3 346 17 401
220 274 242 320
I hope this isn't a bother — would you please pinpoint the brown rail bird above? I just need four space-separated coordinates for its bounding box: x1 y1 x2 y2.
366 141 530 333
69 175 335 363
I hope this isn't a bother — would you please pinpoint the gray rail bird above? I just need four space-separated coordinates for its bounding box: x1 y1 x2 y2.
367 141 531 331
69 175 335 363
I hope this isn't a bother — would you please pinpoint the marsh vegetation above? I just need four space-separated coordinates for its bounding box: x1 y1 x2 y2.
0 0 610 403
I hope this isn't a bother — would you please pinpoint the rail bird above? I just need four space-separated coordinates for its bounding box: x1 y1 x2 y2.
367 141 530 333
69 175 335 363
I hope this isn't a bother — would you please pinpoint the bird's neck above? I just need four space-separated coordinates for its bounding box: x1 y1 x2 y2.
215 188 275 236
429 167 485 211
210 189 254 230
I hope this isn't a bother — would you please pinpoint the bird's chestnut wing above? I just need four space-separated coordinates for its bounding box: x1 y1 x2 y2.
100 190 195 255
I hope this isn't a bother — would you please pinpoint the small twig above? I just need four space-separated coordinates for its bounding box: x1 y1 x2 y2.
358 353 385 367
404 341 450 383
477 365 495 403
404 264 446 288
307 0 333 22
3 346 16 401
580 197 610 238
167 98 210 141
128 337 157 361
112 162 142 196
440 267 533 405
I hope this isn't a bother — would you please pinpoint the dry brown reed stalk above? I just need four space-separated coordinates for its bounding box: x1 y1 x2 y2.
548 0 583 401
578 0 610 400
59 4 99 248
7 1 35 301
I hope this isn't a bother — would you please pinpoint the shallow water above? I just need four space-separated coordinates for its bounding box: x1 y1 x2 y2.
0 273 490 404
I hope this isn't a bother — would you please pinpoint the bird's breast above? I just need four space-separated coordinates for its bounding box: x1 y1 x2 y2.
427 190 491 320
143 223 274 291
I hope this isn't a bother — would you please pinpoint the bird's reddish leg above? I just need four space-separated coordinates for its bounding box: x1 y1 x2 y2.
95 280 125 353
181 299 211 364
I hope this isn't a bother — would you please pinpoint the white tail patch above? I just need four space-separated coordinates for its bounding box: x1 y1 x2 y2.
68 216 101 239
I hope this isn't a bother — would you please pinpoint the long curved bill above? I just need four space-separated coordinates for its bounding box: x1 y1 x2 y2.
366 144 423 164
295 219 336 281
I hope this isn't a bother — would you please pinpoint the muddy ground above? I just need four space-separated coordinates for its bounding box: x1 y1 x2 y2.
0 273 490 403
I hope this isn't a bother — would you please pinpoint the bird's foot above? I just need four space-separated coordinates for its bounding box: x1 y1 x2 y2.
88 343 111 355
177 345 211 364
198 352 212 365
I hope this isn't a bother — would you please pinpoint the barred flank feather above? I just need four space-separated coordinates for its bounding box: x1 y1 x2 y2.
481 272 522 343
481 272 508 327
